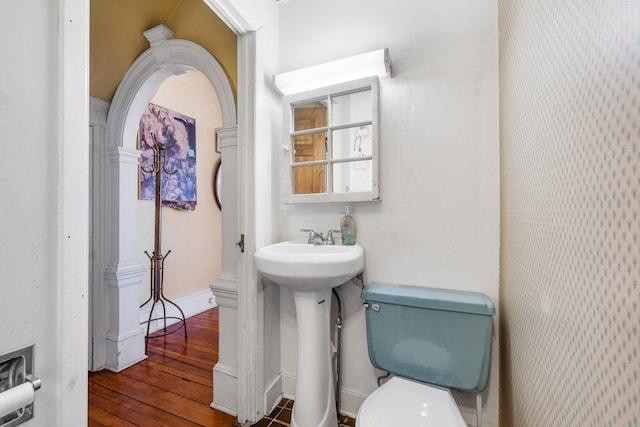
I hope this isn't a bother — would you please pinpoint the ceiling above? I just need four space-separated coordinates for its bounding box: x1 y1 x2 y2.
90 0 237 102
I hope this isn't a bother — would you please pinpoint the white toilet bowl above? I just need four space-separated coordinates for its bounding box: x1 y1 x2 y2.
356 376 466 427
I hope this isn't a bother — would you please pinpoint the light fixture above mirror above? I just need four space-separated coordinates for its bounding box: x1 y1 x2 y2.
274 48 391 96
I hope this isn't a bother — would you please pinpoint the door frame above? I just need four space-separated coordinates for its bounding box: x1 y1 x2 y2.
204 3 261 420
60 0 90 424
88 1 263 423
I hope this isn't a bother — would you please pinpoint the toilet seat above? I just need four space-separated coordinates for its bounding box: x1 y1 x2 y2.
356 376 467 427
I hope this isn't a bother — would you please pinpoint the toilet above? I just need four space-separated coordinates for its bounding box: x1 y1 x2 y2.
357 283 495 427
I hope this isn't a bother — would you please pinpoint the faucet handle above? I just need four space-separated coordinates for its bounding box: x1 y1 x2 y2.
326 229 341 245
300 228 317 244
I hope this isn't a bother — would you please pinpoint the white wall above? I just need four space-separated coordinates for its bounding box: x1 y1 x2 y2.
276 0 499 423
0 0 88 425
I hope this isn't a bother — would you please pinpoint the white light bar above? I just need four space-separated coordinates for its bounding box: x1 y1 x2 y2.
274 48 391 95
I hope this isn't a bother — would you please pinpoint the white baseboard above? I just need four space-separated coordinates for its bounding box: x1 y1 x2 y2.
338 387 367 419
213 361 238 416
264 373 283 417
139 288 216 334
104 327 147 372
281 369 296 400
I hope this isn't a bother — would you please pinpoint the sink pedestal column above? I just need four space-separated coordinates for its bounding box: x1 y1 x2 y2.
291 289 338 427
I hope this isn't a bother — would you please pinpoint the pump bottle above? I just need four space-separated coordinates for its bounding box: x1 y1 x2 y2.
340 207 356 245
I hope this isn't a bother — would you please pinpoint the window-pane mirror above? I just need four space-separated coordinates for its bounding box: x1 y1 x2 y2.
282 77 380 203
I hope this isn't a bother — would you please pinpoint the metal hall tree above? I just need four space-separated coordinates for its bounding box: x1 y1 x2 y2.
139 130 187 353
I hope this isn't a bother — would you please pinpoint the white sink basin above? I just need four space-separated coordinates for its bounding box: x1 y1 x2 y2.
255 240 365 427
255 241 365 291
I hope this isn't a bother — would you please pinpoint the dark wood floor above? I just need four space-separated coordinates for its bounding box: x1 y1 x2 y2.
89 307 357 427
88 308 238 426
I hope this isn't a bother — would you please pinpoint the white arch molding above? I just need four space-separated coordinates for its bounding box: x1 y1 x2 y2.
92 8 263 420
100 25 240 382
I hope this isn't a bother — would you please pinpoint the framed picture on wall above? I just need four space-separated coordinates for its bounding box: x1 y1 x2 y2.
138 103 197 211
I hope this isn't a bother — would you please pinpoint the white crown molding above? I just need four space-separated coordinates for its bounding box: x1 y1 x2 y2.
201 0 260 34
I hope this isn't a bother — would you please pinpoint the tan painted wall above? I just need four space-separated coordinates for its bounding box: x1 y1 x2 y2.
90 0 237 102
137 70 222 302
499 1 640 425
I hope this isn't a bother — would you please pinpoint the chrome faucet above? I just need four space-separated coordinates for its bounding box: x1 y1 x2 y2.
301 228 325 245
326 229 341 245
300 228 341 245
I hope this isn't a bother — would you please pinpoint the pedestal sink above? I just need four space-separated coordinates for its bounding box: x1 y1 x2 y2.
255 241 365 427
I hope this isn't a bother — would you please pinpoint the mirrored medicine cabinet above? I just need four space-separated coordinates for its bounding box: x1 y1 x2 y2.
281 77 380 204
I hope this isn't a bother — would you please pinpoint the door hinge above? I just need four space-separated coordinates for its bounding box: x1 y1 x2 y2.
236 234 245 253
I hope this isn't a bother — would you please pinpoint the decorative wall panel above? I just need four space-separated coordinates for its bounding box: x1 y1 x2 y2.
499 1 640 426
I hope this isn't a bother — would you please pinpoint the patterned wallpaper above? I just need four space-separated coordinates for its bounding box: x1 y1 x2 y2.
499 1 639 426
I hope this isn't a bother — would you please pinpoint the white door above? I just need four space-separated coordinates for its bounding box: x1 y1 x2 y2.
0 1 88 425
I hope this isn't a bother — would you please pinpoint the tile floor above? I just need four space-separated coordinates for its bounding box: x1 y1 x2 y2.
249 399 356 427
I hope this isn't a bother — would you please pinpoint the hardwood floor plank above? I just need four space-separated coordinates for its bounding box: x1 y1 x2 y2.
145 344 215 368
92 362 217 423
87 405 137 427
146 336 217 368
89 308 237 427
141 354 213 378
142 349 212 379
120 363 212 405
89 381 198 427
140 359 211 388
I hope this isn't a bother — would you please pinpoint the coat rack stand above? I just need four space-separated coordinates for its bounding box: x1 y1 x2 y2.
140 132 187 354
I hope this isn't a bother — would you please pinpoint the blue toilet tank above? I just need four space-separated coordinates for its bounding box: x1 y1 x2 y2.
361 283 495 392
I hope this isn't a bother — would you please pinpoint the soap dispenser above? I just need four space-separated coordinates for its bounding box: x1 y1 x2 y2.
340 206 356 245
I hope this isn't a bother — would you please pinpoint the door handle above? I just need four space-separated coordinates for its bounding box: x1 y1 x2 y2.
236 234 245 253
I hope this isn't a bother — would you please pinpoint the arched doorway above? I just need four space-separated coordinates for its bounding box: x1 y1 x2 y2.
136 69 223 332
91 24 237 379
91 9 264 421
